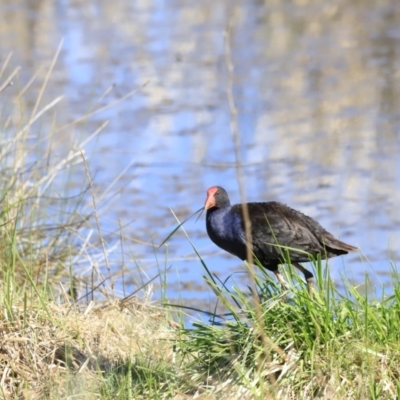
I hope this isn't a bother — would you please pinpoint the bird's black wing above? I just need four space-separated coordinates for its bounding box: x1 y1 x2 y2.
231 202 329 261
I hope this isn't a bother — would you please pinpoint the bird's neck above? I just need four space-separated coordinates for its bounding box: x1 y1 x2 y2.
206 204 231 218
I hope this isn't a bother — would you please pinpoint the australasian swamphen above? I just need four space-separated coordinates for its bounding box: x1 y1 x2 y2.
204 186 357 291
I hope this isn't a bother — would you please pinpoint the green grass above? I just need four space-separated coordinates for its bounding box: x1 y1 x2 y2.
170 255 400 399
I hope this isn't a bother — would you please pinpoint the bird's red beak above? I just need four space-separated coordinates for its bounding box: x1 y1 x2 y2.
204 187 217 210
204 196 214 210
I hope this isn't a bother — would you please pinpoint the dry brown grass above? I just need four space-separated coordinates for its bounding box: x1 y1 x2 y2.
0 296 175 399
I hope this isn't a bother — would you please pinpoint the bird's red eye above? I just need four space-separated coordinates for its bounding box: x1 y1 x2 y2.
215 191 220 196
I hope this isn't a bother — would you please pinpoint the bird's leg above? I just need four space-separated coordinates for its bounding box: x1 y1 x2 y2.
274 271 289 291
293 262 314 295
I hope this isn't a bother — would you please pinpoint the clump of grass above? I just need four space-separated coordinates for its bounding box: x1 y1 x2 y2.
174 255 400 399
0 50 148 299
0 51 92 294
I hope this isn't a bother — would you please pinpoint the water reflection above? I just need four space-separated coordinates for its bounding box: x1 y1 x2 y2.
1 0 400 313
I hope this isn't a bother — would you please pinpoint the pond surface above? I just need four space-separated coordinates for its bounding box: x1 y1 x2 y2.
1 0 400 316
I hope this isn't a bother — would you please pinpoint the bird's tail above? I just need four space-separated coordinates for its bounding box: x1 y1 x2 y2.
325 238 357 254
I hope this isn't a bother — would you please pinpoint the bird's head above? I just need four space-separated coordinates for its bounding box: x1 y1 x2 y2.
204 186 230 210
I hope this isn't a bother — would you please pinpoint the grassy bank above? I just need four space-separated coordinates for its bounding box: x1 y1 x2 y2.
1 255 400 399
1 58 400 399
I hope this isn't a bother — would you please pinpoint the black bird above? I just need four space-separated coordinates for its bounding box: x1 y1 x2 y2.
204 186 356 290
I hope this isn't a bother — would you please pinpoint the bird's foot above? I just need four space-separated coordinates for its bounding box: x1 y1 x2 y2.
280 282 290 292
306 277 314 297
274 272 289 300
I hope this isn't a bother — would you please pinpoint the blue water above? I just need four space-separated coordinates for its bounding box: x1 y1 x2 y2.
1 0 400 315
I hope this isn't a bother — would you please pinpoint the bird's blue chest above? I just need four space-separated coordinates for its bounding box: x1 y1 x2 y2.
206 208 244 250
